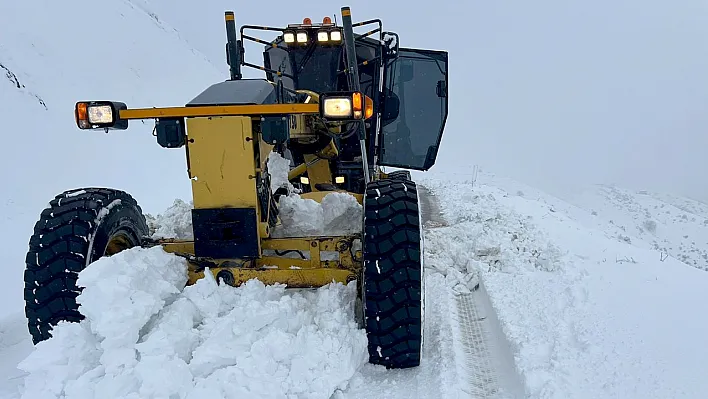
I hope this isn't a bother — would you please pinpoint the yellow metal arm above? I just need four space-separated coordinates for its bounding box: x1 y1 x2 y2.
119 103 319 120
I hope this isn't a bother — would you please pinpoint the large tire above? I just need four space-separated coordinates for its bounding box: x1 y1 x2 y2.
386 170 412 181
24 188 148 344
362 178 423 368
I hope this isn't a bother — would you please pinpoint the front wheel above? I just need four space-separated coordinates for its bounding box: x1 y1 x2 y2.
362 178 423 368
24 188 148 344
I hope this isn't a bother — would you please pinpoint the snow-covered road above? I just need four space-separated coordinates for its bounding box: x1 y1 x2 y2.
3 171 708 398
0 183 521 399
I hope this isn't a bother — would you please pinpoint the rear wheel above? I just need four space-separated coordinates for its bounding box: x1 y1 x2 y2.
24 188 148 344
386 170 412 181
362 178 423 368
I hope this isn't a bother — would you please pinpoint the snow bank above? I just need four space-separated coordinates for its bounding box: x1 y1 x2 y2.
420 170 708 398
18 247 367 399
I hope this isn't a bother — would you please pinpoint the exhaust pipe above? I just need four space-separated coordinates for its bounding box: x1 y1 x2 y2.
225 11 242 80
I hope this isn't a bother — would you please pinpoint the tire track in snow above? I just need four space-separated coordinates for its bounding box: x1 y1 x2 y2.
452 283 527 399
419 185 525 398
453 292 500 396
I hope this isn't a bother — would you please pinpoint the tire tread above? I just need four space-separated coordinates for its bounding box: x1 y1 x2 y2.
363 178 422 369
24 188 147 344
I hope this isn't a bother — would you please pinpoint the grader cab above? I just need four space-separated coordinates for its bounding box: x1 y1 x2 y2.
24 7 448 369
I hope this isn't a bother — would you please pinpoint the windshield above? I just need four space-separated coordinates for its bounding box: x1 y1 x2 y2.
264 44 344 93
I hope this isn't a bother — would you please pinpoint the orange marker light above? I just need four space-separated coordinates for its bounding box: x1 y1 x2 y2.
76 102 87 121
75 102 90 129
303 17 312 25
364 95 374 119
352 92 363 111
323 16 332 24
352 92 363 119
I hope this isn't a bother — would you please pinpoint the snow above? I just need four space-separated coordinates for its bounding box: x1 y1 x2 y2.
419 169 708 398
4 168 708 398
562 184 708 271
85 199 123 267
267 151 296 195
147 199 195 240
17 246 367 399
273 192 363 238
144 190 363 240
65 190 87 198
18 247 188 399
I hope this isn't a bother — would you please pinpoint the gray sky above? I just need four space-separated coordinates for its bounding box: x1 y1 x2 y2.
155 0 708 201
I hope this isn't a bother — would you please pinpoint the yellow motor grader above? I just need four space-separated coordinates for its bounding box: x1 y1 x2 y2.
23 7 448 369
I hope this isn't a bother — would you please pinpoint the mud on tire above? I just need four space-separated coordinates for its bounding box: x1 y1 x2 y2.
24 188 148 344
362 178 422 368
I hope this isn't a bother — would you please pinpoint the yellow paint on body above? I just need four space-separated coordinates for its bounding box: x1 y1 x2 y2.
119 104 319 120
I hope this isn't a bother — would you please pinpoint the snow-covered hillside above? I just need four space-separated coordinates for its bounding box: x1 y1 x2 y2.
0 0 224 318
565 184 708 271
3 169 707 398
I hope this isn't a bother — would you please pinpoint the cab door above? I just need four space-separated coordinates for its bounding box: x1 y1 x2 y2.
378 48 448 170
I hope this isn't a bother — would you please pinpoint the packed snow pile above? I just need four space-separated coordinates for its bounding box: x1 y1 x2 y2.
146 199 195 239
17 246 367 399
266 151 363 237
273 193 362 238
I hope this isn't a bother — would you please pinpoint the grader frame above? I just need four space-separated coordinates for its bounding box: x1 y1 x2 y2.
25 6 449 370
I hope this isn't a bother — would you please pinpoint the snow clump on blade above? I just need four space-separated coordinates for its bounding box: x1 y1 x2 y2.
147 198 194 240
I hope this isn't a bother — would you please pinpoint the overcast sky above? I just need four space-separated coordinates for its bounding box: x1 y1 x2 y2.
155 0 708 201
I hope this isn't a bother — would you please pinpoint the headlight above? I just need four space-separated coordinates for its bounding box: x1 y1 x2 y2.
296 32 308 43
329 30 342 42
283 32 295 43
319 92 374 121
322 98 352 118
75 101 128 130
317 31 329 42
87 105 114 124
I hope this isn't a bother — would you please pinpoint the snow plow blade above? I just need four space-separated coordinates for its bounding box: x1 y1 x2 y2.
155 236 361 288
189 268 356 288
